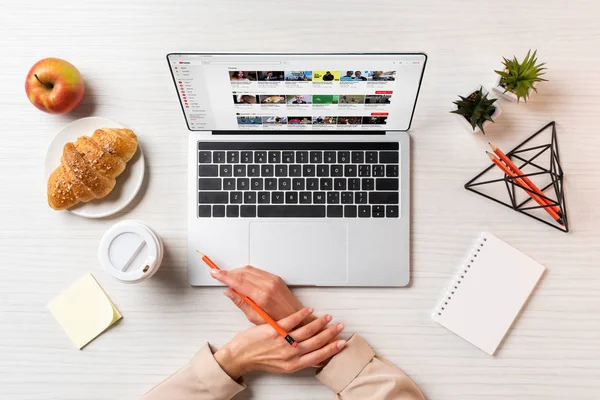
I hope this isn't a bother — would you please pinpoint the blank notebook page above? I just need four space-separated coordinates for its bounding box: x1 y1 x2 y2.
432 232 545 355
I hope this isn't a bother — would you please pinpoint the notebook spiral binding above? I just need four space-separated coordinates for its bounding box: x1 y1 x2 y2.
434 233 488 317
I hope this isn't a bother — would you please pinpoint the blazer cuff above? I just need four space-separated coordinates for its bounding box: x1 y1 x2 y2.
315 334 375 393
190 343 246 399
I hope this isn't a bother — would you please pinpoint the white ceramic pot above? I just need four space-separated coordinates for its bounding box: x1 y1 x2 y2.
491 75 535 103
452 86 502 134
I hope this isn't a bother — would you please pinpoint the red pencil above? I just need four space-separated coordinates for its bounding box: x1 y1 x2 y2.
196 250 298 347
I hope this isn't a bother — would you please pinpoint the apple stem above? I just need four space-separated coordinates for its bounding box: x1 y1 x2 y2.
34 74 54 89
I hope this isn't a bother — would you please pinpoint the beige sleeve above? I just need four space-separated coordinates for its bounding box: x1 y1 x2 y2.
316 335 425 400
140 343 246 400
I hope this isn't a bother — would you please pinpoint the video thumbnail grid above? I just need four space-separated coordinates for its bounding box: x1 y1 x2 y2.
229 70 396 82
233 94 393 105
236 115 388 126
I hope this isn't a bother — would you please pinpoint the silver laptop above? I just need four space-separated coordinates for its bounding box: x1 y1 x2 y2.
167 53 427 286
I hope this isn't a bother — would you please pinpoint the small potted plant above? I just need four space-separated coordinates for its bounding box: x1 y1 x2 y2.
451 86 501 135
493 49 547 103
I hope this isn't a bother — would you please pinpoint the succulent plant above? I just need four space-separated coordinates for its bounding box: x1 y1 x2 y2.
495 49 547 102
451 87 497 134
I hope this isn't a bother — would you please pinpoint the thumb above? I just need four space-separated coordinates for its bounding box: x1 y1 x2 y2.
224 290 262 324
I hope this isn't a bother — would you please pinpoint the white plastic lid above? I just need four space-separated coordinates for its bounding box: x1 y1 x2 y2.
98 220 163 283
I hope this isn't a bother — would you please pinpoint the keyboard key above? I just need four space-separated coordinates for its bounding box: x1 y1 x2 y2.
344 165 357 177
297 151 309 163
261 165 274 177
386 205 399 218
198 151 211 163
198 205 211 217
293 178 305 190
320 178 333 191
289 165 302 177
358 205 371 217
324 151 336 163
373 205 385 218
299 192 312 204
223 178 236 190
237 178 249 191
227 205 239 217
278 178 291 190
220 165 232 177
199 192 228 204
358 165 371 177
317 165 329 177
213 151 226 163
366 152 378 163
327 192 339 204
199 165 218 177
255 151 267 163
303 165 316 176
379 151 399 164
258 205 326 218
376 178 399 191
355 192 367 204
372 165 385 177
313 192 326 203
265 178 277 190
272 192 284 203
334 178 346 190
344 205 357 217
227 151 239 163
331 165 343 177
369 192 399 204
306 178 319 190
241 151 253 163
213 205 225 217
248 165 260 177
244 192 256 204
241 205 256 217
258 192 270 204
348 178 360 191
286 192 298 204
352 151 364 163
268 151 281 163
310 151 323 163
251 178 263 190
338 151 350 163
234 165 246 177
282 151 294 163
362 178 374 191
341 192 353 204
386 165 399 177
275 165 288 177
198 178 221 190
230 191 242 204
327 205 343 217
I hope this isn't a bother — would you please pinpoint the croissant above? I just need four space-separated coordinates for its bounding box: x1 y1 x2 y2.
48 128 138 210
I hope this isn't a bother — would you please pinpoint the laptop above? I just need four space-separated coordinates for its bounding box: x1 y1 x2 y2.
167 53 427 286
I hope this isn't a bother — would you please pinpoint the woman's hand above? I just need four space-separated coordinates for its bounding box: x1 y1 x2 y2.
214 307 346 379
210 266 306 324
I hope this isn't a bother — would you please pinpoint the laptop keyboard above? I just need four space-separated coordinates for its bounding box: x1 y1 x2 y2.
197 142 400 218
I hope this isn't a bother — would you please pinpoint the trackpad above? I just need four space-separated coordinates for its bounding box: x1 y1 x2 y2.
249 222 348 285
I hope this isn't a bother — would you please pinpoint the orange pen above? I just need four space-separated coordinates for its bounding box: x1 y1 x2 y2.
196 251 298 347
489 142 561 216
487 152 563 225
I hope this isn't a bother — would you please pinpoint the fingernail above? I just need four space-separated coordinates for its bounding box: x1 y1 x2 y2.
337 340 346 349
223 290 234 300
210 270 221 276
307 307 314 313
337 323 344 332
326 315 332 322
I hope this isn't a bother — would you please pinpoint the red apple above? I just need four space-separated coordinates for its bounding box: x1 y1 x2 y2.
25 58 84 114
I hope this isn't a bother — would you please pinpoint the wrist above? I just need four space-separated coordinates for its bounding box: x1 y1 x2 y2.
214 343 246 380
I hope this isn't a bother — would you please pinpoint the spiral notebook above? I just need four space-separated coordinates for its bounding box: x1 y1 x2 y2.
432 232 545 355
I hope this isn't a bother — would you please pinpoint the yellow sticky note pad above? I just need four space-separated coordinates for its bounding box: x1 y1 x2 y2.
48 273 122 349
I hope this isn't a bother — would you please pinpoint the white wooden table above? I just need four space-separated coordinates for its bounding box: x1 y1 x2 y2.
1 1 599 399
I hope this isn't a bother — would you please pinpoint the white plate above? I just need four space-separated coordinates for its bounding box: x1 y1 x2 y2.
44 117 145 218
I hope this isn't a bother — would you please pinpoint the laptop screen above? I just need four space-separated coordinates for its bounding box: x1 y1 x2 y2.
167 53 426 132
